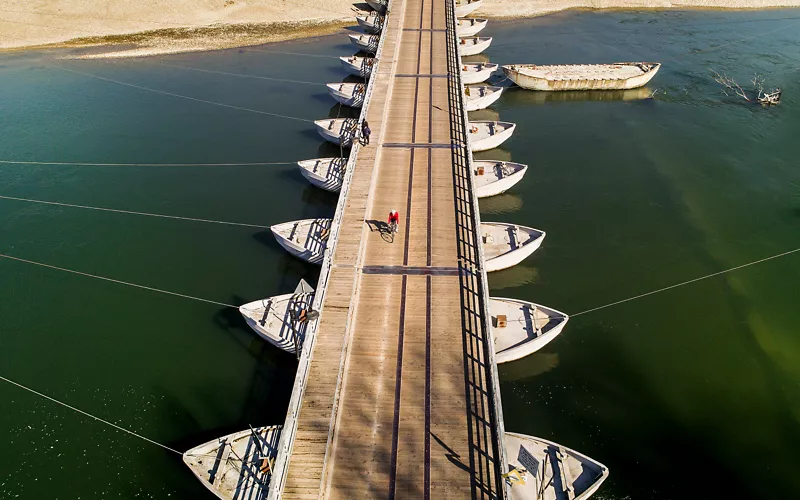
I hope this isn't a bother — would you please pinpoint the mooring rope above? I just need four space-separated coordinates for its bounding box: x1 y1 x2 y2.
571 247 800 317
0 252 239 308
242 47 341 59
157 62 326 86
52 65 315 122
0 159 295 167
0 194 271 228
0 374 183 455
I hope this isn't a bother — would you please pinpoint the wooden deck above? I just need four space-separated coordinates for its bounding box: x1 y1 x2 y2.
280 0 503 498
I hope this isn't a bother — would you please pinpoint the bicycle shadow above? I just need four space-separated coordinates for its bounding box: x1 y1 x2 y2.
365 219 394 243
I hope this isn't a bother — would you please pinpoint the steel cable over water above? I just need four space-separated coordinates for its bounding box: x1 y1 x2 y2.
0 374 183 455
0 194 272 228
0 159 296 167
51 65 315 122
0 252 239 308
571 247 800 317
157 62 327 86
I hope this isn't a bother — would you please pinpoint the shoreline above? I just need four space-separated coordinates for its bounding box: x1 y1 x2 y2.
1 1 799 59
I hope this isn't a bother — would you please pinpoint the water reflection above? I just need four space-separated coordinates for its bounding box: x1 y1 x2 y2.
498 352 559 381
488 264 539 290
479 193 523 214
501 86 655 106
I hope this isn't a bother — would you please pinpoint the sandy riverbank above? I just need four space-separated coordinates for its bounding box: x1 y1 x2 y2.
1 0 798 58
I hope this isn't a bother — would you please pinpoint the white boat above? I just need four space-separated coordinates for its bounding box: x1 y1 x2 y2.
183 426 283 500
461 62 498 85
455 0 483 17
459 36 492 57
297 157 347 192
481 222 544 272
366 0 388 13
489 298 568 363
356 14 384 34
505 432 609 500
327 82 368 107
468 121 516 152
473 161 526 198
465 85 503 111
271 218 332 264
348 33 380 52
340 55 376 79
457 18 488 37
502 62 661 91
239 280 315 354
314 118 359 147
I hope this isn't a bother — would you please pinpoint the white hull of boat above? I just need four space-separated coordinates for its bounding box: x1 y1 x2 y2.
459 37 492 57
489 298 568 363
505 432 609 500
314 119 358 147
465 85 503 111
327 82 367 108
473 161 527 198
468 121 516 152
457 18 488 37
502 62 661 91
481 222 545 272
183 426 283 500
461 63 498 84
271 218 332 265
297 157 346 192
240 290 315 353
340 56 375 79
356 15 383 33
366 0 387 13
456 0 482 17
349 33 380 52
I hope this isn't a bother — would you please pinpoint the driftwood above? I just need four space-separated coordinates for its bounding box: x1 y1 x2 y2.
711 70 781 106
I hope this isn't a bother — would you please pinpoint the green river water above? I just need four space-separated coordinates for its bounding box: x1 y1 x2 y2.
1 8 799 499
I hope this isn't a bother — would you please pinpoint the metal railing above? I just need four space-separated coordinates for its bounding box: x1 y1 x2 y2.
444 0 509 497
266 1 394 497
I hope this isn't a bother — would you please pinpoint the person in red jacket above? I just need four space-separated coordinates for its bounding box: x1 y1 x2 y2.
388 209 399 233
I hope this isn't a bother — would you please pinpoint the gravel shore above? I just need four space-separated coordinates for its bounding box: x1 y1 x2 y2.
1 0 798 58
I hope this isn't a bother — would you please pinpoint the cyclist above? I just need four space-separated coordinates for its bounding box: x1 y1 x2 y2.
388 210 399 234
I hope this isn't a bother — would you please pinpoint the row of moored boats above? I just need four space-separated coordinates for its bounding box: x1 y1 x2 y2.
185 1 617 498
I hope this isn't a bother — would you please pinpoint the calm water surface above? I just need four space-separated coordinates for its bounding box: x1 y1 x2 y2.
1 9 799 499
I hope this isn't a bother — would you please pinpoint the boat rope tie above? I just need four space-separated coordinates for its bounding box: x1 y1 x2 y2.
0 194 271 228
0 252 239 308
0 159 295 167
52 65 315 122
157 62 327 86
0 374 184 455
241 47 341 59
571 247 800 317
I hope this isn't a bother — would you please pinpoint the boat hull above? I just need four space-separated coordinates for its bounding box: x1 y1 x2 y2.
457 18 487 37
298 158 346 192
239 292 314 353
490 298 568 363
473 161 526 198
503 63 661 91
357 16 382 34
465 86 503 111
366 0 387 13
462 64 497 84
340 57 374 79
469 122 516 152
456 0 482 16
183 426 283 500
505 432 609 500
327 83 366 108
481 222 544 272
314 119 357 147
349 34 380 52
459 37 492 57
271 219 331 265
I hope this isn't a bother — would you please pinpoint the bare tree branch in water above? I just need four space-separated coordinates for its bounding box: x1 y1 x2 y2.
711 70 782 105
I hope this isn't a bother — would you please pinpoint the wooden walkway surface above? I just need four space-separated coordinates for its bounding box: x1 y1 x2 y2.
281 0 503 498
